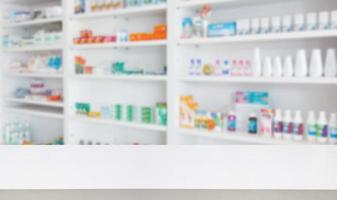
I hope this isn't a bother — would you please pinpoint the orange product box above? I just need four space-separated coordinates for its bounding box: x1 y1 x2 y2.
80 30 93 38
152 32 167 40
154 24 167 33
75 56 86 65
84 66 93 74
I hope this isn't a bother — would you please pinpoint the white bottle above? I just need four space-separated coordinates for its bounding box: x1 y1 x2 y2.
263 56 273 77
272 56 283 77
317 111 328 144
196 59 202 76
284 56 294 77
189 59 195 76
223 59 231 77
319 11 330 30
324 48 337 77
271 16 281 33
294 14 305 32
273 109 283 139
331 10 337 29
215 59 222 76
251 18 261 34
307 12 318 31
309 49 323 77
293 110 304 141
252 48 262 77
329 113 337 144
282 15 293 32
295 49 308 77
283 110 293 140
261 17 270 34
307 111 317 142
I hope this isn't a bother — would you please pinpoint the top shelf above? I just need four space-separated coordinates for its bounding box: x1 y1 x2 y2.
71 4 167 20
177 0 296 9
178 30 337 45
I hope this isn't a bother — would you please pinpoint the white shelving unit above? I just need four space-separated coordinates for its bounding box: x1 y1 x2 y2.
1 0 337 145
0 0 65 145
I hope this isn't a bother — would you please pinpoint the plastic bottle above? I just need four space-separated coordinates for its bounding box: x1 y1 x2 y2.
273 109 283 139
295 49 308 77
223 59 230 76
317 111 328 144
328 113 337 144
252 48 262 77
283 56 294 77
307 111 317 142
283 110 293 140
215 59 222 76
324 48 337 77
189 59 195 76
309 49 323 77
263 56 273 77
227 112 237 132
272 56 283 77
293 110 304 141
196 59 202 76
248 113 258 134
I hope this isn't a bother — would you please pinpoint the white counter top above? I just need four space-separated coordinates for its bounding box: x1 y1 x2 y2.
0 146 336 190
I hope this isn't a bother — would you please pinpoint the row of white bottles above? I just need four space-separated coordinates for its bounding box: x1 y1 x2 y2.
253 48 337 78
273 110 337 144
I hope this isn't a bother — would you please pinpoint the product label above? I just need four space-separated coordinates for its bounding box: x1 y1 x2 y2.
273 120 283 133
308 124 317 137
317 124 328 138
248 118 258 134
227 115 236 132
293 123 304 135
283 122 293 134
330 126 337 139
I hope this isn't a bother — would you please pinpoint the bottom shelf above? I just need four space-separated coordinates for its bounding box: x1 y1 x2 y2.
178 128 311 145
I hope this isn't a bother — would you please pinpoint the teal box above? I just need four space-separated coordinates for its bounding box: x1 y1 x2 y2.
208 22 236 37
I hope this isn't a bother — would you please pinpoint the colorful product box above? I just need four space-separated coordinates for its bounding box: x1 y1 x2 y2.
208 22 236 37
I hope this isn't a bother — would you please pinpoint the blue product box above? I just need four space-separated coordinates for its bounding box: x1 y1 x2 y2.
207 22 236 37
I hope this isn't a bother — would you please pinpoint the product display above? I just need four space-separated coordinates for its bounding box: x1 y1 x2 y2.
9 54 63 74
75 56 166 76
182 8 337 39
75 102 167 126
14 79 63 103
74 0 166 14
2 120 64 145
1 0 337 146
3 121 32 145
4 6 62 23
3 30 63 48
180 93 337 144
73 24 166 45
188 48 337 78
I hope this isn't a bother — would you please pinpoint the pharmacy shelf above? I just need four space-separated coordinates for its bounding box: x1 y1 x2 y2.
178 30 337 45
3 17 63 28
177 0 296 9
71 4 167 20
7 72 63 79
178 128 310 145
179 76 337 85
71 40 167 50
71 115 167 132
72 74 167 81
4 105 64 119
2 45 63 52
7 98 64 108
